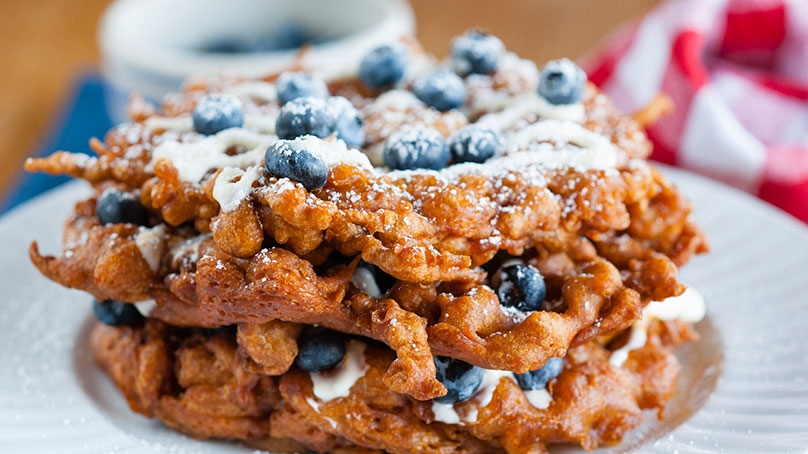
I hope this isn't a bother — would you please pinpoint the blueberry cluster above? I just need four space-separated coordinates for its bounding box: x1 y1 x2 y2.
382 125 503 172
267 83 366 188
274 93 364 147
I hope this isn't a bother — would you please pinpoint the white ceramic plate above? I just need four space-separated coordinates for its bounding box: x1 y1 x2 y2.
2 167 808 453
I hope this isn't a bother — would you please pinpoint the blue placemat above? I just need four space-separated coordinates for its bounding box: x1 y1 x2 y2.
1 73 114 214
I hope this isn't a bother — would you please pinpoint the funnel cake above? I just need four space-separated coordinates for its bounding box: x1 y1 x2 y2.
28 31 707 452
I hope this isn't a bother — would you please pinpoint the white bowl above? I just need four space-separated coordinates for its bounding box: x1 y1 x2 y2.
99 0 415 122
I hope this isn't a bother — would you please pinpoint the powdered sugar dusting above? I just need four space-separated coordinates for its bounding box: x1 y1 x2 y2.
289 135 373 170
144 115 194 132
224 81 278 102
370 89 425 111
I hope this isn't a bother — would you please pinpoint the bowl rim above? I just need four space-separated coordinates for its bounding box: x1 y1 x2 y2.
98 0 415 80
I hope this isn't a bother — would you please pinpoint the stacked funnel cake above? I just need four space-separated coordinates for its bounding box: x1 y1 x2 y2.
28 30 708 453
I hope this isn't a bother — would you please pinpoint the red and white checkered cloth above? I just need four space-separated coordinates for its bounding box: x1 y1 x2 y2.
583 0 808 222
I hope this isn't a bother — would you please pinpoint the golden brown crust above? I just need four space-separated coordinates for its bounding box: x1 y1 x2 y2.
33 204 684 399
90 317 693 453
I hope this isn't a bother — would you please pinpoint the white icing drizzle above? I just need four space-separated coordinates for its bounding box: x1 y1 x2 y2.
224 81 278 103
134 225 166 273
369 89 425 111
243 113 277 135
212 165 263 212
505 119 618 156
135 299 156 313
469 370 516 415
145 113 276 135
476 91 585 128
309 340 368 403
431 402 462 424
151 128 275 182
610 287 707 367
523 389 552 409
352 267 381 298
441 142 614 181
144 115 194 132
432 368 552 425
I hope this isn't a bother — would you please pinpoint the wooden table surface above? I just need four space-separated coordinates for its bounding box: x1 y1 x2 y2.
0 0 658 201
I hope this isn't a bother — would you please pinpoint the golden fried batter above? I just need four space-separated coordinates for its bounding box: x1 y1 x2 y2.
91 318 694 453
27 36 708 452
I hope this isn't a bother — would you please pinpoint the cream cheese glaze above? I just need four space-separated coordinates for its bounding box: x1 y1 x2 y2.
151 128 275 182
432 369 552 425
309 340 369 404
609 287 707 367
134 225 166 273
212 165 264 212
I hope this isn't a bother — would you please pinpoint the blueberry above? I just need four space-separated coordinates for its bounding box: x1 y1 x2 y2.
451 30 505 75
96 189 149 226
276 72 329 105
494 264 546 312
383 128 450 171
359 43 409 89
448 126 502 163
514 357 563 391
413 69 467 112
537 58 587 105
328 96 365 148
92 299 145 327
275 96 337 140
193 94 244 135
295 327 346 372
434 356 484 404
265 137 329 190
